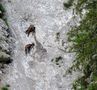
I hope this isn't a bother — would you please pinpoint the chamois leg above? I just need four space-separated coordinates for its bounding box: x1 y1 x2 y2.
25 48 28 55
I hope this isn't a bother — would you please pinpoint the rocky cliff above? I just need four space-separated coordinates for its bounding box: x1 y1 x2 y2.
0 4 13 84
1 0 80 90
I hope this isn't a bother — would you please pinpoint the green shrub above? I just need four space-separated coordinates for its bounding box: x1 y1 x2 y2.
64 0 97 89
63 0 74 9
1 84 10 90
1 87 8 90
0 4 5 18
0 4 5 13
0 4 9 27
88 83 97 90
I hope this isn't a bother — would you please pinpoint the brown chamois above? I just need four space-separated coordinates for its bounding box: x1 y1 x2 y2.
25 25 36 37
25 43 35 55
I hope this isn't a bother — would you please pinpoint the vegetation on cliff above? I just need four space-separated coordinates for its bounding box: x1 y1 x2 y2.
64 0 97 90
1 84 10 90
0 3 9 27
0 3 12 90
0 3 12 71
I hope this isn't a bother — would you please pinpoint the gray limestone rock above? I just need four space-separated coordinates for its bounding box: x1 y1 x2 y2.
0 19 13 66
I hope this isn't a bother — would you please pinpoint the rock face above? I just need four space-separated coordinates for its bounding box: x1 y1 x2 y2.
2 0 80 90
0 19 13 74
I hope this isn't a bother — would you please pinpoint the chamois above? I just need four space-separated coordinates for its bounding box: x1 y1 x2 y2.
25 43 35 55
25 25 35 37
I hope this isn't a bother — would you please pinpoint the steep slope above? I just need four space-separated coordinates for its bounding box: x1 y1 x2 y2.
2 0 79 90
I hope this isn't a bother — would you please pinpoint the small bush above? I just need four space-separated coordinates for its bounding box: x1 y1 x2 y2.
1 87 8 90
63 0 74 9
0 4 5 18
0 4 5 13
0 4 9 27
1 84 10 90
